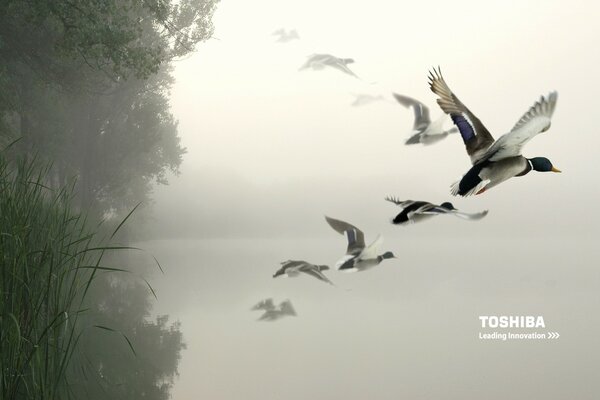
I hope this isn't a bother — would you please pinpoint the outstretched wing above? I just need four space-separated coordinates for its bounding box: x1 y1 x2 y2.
428 67 495 164
252 298 275 311
325 216 365 255
482 92 558 162
279 300 297 316
358 235 383 260
384 196 417 208
393 93 431 128
450 209 489 220
300 265 334 285
327 62 360 78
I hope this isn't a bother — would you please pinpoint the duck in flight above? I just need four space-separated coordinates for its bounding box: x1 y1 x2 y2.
273 260 334 285
252 299 297 321
251 298 276 312
385 197 488 225
299 54 360 79
272 28 299 43
325 216 396 272
428 67 561 196
393 93 458 145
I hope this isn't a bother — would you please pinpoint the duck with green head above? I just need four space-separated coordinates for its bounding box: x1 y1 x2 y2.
428 67 561 196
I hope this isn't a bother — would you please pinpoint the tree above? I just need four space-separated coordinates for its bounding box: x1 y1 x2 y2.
0 0 218 217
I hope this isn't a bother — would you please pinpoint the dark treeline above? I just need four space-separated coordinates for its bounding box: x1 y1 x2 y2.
0 1 218 399
0 0 217 218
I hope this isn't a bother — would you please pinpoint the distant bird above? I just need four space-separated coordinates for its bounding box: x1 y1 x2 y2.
251 298 276 312
299 54 360 79
272 28 299 43
273 260 334 285
351 93 387 107
325 216 396 272
254 299 297 321
393 93 458 145
384 197 489 225
428 67 561 196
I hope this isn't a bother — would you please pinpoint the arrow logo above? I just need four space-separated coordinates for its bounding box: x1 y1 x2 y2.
547 332 560 339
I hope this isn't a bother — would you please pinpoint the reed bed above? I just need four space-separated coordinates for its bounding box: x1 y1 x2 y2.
0 155 128 400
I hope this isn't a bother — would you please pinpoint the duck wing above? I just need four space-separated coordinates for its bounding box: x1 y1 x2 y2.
358 235 383 260
300 265 334 285
481 92 558 162
450 209 489 220
325 216 366 254
392 93 431 128
428 67 495 164
279 300 297 316
384 196 418 208
252 298 275 311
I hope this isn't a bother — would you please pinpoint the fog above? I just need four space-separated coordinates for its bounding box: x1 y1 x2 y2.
140 1 600 399
2 0 599 399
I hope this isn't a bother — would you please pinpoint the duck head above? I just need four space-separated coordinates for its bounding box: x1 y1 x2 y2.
440 202 455 210
273 269 285 278
529 157 561 173
381 251 396 260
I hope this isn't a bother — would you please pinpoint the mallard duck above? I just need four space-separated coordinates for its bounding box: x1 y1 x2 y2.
325 216 396 272
384 196 488 225
428 68 561 196
273 260 334 285
393 93 458 145
299 54 360 79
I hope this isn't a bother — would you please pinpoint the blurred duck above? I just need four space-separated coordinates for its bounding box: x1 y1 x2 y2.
299 54 360 79
272 28 299 43
393 93 458 145
255 299 297 321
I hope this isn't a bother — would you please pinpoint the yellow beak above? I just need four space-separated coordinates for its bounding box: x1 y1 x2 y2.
551 167 562 173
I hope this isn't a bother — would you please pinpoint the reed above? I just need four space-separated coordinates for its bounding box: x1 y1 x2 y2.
0 154 129 400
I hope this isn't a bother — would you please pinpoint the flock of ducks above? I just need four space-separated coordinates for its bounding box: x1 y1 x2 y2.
254 30 561 321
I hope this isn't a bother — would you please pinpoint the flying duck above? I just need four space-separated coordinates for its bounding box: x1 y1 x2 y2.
428 67 561 196
273 260 334 285
384 196 488 225
255 299 297 321
272 28 299 43
251 298 276 312
325 216 396 272
299 54 360 79
393 93 458 145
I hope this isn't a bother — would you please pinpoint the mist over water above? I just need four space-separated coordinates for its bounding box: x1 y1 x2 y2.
2 0 598 399
131 1 600 398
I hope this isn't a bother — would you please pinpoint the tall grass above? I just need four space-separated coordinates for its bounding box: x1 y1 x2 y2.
0 154 127 399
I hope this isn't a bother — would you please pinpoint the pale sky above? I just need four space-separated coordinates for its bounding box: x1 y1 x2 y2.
145 1 600 399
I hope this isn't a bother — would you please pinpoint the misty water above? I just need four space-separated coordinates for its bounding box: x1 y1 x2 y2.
138 234 599 399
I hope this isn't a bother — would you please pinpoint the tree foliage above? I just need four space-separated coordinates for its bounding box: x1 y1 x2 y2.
0 0 218 217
